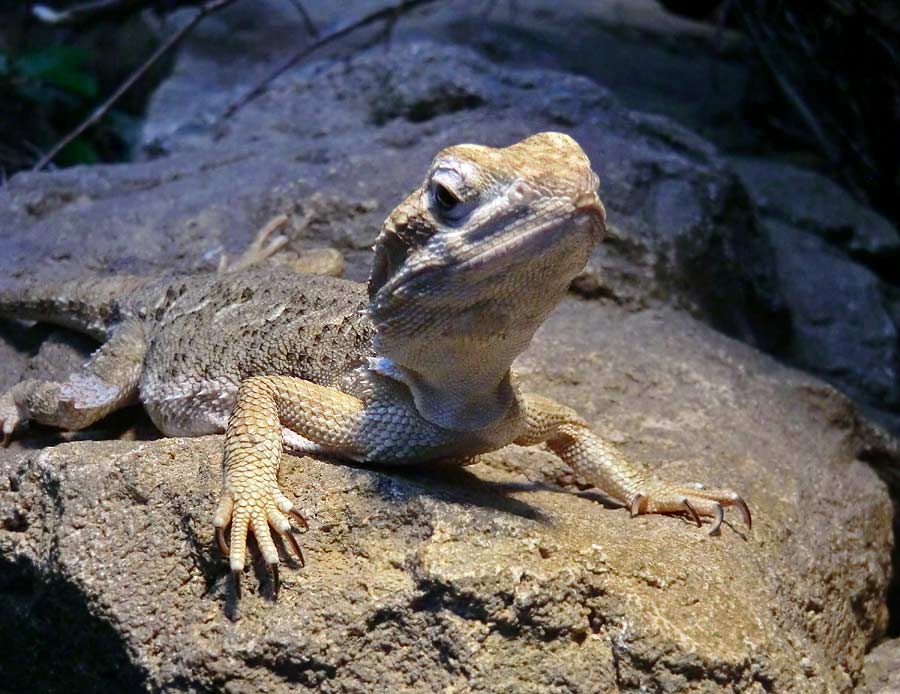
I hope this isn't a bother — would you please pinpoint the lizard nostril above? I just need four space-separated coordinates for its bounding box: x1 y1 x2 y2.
508 181 533 205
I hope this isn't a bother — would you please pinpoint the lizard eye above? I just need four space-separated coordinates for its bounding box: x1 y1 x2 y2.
430 182 463 219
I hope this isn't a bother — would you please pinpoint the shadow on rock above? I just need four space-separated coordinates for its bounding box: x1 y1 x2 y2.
0 555 147 693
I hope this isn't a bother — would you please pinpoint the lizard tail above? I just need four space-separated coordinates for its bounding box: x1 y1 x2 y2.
0 274 148 339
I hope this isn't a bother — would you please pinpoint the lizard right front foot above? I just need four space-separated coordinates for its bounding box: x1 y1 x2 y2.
213 485 307 595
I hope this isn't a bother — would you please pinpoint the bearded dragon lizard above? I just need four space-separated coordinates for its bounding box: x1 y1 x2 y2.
0 132 750 593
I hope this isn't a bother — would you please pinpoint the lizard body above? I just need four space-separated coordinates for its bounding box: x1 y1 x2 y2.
1 269 371 438
0 133 749 591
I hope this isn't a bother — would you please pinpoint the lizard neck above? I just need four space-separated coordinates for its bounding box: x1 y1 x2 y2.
369 336 520 432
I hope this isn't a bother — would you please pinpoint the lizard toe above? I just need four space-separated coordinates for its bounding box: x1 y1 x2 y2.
252 515 279 565
227 508 250 572
272 489 308 531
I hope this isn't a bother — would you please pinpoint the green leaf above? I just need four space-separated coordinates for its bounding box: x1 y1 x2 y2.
56 138 99 166
17 46 98 98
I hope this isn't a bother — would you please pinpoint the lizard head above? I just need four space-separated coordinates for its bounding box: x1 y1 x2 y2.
366 132 606 430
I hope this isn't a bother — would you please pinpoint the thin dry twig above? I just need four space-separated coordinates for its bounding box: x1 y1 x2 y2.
32 0 242 172
33 0 201 25
285 0 319 37
33 0 142 24
221 0 441 121
736 7 842 167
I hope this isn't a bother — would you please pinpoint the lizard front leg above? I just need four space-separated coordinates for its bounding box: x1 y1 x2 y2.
515 394 751 534
0 320 146 445
213 375 368 589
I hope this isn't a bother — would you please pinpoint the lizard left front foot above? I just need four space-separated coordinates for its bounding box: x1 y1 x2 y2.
539 418 752 536
0 389 24 446
213 486 307 594
628 482 751 535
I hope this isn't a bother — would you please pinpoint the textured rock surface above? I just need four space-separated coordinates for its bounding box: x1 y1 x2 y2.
733 158 900 264
733 158 900 435
142 0 757 156
1 301 893 692
770 223 897 404
862 638 900 693
0 33 896 694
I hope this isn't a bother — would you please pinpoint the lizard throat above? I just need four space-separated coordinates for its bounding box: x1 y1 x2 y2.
367 353 516 432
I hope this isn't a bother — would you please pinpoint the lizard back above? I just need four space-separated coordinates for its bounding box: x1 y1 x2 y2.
133 267 374 436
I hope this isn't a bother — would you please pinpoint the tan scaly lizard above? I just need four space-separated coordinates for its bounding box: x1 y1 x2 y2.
0 132 750 593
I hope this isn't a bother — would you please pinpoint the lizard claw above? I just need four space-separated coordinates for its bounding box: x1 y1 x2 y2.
629 493 644 518
708 503 725 536
681 498 702 528
288 508 309 531
733 495 752 529
216 524 230 556
280 527 306 567
628 483 751 534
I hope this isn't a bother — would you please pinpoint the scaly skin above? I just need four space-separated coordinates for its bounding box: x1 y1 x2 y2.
0 132 750 595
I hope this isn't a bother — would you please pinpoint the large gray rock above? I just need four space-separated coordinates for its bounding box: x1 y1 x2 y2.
141 0 757 156
1 301 893 692
0 38 894 694
732 158 900 434
732 158 900 264
769 221 899 406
